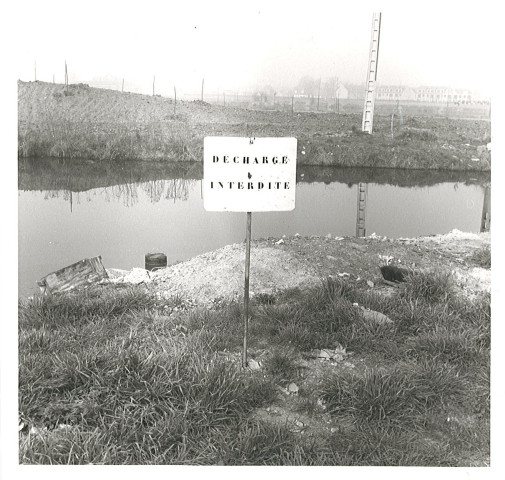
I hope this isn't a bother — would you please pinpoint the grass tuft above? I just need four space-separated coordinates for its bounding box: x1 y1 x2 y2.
18 260 490 465
470 245 491 268
263 349 299 385
403 269 453 303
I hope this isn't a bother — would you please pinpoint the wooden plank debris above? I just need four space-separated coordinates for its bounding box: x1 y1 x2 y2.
37 256 109 294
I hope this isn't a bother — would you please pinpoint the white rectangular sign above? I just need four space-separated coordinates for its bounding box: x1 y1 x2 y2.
203 137 297 212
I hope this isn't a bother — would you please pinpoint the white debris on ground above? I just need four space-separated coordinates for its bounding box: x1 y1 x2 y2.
453 267 491 294
416 229 489 245
414 229 491 295
150 243 319 307
107 267 152 285
247 359 261 370
357 306 394 325
308 344 348 362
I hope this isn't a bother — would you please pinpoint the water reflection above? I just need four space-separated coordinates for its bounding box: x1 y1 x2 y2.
18 157 490 296
36 178 197 209
19 157 490 192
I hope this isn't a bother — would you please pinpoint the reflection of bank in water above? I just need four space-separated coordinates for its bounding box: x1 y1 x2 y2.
39 178 196 210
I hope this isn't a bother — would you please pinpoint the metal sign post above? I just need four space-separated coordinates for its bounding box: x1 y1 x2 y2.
243 211 252 367
203 137 297 367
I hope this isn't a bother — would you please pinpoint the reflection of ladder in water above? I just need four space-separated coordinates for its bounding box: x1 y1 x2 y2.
356 183 368 237
362 12 381 134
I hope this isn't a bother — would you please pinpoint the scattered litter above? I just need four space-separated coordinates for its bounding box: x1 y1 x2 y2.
317 349 332 359
367 280 374 288
334 343 346 356
334 236 344 241
308 346 347 362
277 386 290 396
29 426 48 437
266 407 281 416
247 359 261 370
288 382 299 394
326 233 332 239
122 268 152 285
275 239 285 245
359 306 393 325
37 256 108 294
471 158 480 162
294 233 301 238
337 272 350 278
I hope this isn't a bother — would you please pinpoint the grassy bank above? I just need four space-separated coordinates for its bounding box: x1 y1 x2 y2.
19 263 490 465
18 81 491 170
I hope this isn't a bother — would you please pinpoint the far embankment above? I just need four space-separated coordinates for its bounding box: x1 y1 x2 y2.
18 81 491 171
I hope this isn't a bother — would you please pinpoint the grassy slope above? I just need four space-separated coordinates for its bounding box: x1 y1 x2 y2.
18 81 491 170
18 241 491 465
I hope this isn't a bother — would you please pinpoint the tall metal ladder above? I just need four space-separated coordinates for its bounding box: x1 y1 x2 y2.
356 12 381 237
362 12 382 134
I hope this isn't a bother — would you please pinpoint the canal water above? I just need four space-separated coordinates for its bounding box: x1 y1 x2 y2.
18 158 490 297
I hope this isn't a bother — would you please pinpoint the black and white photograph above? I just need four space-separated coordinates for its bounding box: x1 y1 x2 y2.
2 0 501 476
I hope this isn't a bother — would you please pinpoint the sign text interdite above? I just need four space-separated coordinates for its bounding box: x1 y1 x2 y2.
203 137 297 212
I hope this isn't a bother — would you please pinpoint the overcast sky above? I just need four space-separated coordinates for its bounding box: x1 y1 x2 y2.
12 1 495 96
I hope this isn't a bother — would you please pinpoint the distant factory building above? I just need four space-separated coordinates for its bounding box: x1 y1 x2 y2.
375 86 417 101
414 87 474 103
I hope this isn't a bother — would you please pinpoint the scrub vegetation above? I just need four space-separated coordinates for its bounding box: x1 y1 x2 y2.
19 270 490 465
18 81 491 170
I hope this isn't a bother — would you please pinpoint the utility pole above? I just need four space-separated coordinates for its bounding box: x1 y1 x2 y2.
336 77 340 114
317 78 321 111
152 75 156 96
201 78 204 101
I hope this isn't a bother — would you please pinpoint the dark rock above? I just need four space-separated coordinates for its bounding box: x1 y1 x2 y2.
380 265 410 283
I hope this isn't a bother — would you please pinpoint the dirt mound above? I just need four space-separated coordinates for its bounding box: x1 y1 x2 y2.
147 230 490 306
151 243 319 306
